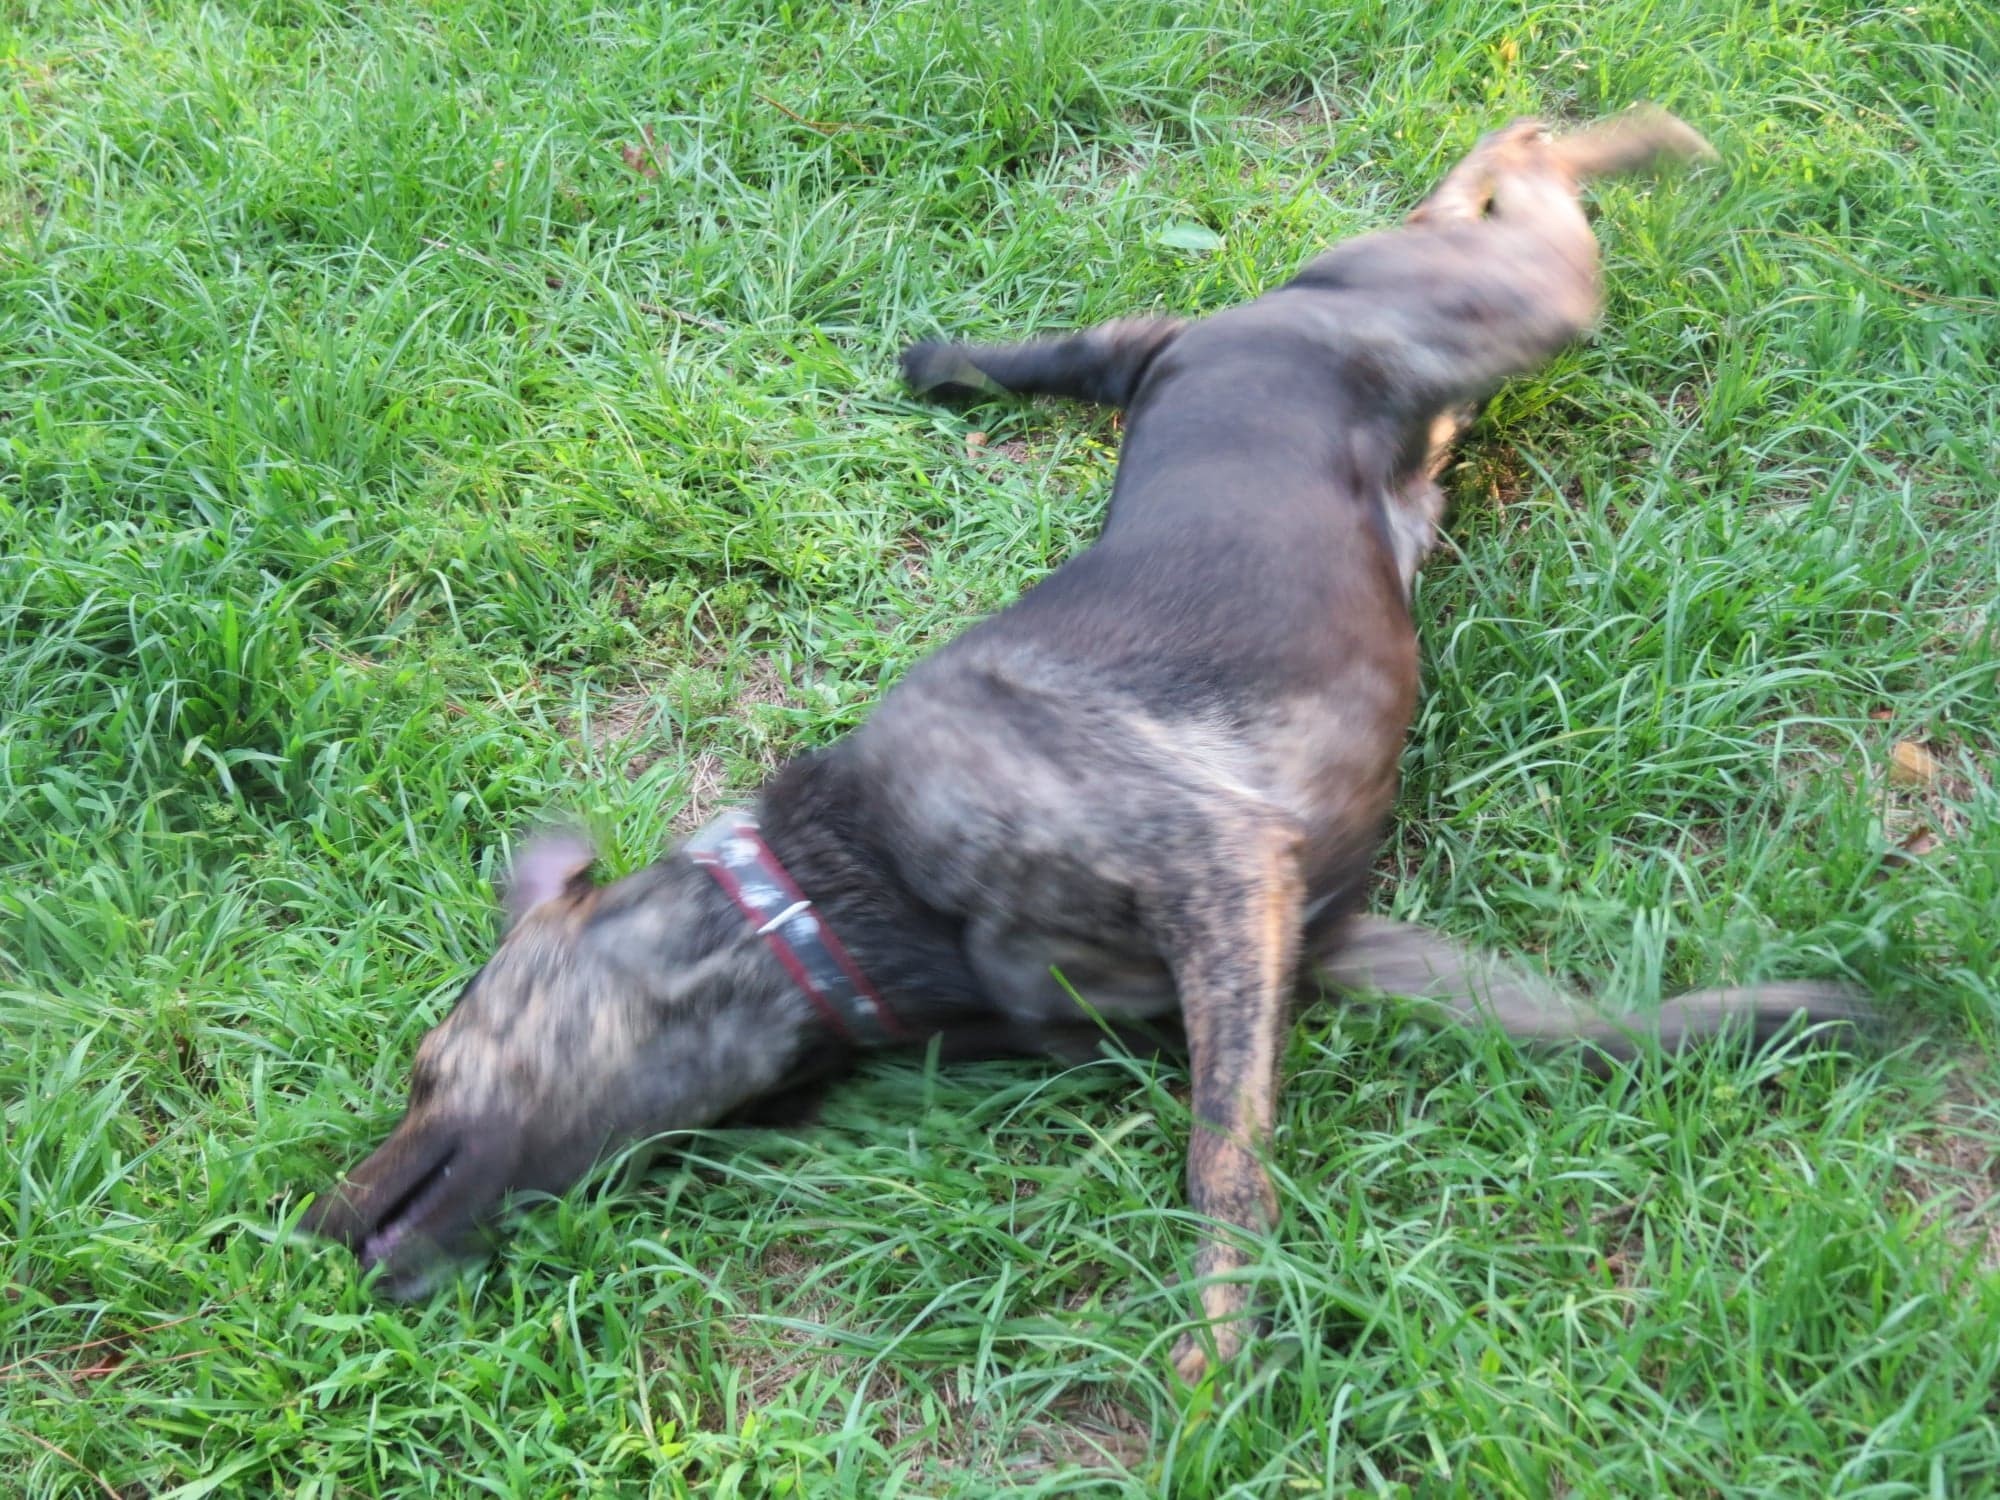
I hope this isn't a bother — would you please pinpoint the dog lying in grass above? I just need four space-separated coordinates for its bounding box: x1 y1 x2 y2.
306 109 1866 1382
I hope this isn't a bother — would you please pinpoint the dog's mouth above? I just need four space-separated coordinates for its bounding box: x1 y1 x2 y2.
357 1138 459 1274
306 1122 520 1298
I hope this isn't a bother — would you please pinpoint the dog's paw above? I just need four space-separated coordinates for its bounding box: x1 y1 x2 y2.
1171 1332 1216 1386
900 341 993 401
1170 1323 1246 1386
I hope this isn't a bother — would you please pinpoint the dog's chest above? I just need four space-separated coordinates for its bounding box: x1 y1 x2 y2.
965 921 1180 1024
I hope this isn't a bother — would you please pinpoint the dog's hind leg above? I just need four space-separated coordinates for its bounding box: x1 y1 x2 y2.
1403 119 1547 228
1546 106 1717 185
1379 108 1719 419
901 316 1185 408
1157 824 1306 1384
1410 109 1714 231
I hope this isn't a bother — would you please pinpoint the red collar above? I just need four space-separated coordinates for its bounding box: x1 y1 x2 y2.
684 812 908 1047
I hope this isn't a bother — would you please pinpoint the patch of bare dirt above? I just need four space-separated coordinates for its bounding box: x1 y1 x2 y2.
667 750 734 833
575 690 666 777
889 528 937 598
653 1243 1153 1481
962 430 1038 466
1894 1069 2000 1280
1236 92 1345 153
1874 724 1990 873
1005 1396 1153 1477
1047 137 1153 207
569 653 803 819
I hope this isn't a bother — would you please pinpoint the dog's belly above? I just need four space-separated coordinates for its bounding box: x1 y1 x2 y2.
966 921 1180 1024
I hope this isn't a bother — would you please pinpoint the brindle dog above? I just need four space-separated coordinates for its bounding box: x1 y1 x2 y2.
304 110 1866 1382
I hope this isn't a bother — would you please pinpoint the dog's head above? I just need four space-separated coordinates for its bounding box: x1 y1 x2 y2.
302 833 799 1297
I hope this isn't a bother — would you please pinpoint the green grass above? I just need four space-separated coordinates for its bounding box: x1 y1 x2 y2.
3 0 1998 1493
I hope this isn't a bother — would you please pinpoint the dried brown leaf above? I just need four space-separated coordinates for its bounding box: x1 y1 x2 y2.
619 124 665 179
1899 825 1942 858
1890 739 1942 788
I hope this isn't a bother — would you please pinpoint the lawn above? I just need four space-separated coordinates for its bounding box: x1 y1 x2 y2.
3 0 1998 1494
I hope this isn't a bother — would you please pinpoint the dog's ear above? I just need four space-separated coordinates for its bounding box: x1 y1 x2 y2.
503 831 598 923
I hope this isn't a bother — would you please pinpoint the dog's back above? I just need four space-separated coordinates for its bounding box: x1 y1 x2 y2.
872 122 1636 931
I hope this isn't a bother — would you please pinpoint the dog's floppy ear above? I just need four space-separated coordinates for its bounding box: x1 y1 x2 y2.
503 831 598 923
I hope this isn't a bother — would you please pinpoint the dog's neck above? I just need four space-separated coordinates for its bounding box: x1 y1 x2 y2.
733 745 987 1040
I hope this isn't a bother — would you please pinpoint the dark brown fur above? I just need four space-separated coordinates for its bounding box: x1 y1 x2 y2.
304 111 1866 1381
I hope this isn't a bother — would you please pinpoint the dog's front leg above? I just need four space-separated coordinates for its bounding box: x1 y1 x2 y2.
1161 829 1304 1384
901 316 1185 409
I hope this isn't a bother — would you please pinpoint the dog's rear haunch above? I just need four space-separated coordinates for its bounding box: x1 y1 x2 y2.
305 111 1869 1381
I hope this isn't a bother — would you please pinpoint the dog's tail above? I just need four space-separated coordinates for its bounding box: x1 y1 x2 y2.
1320 915 1870 1071
1547 105 1719 184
